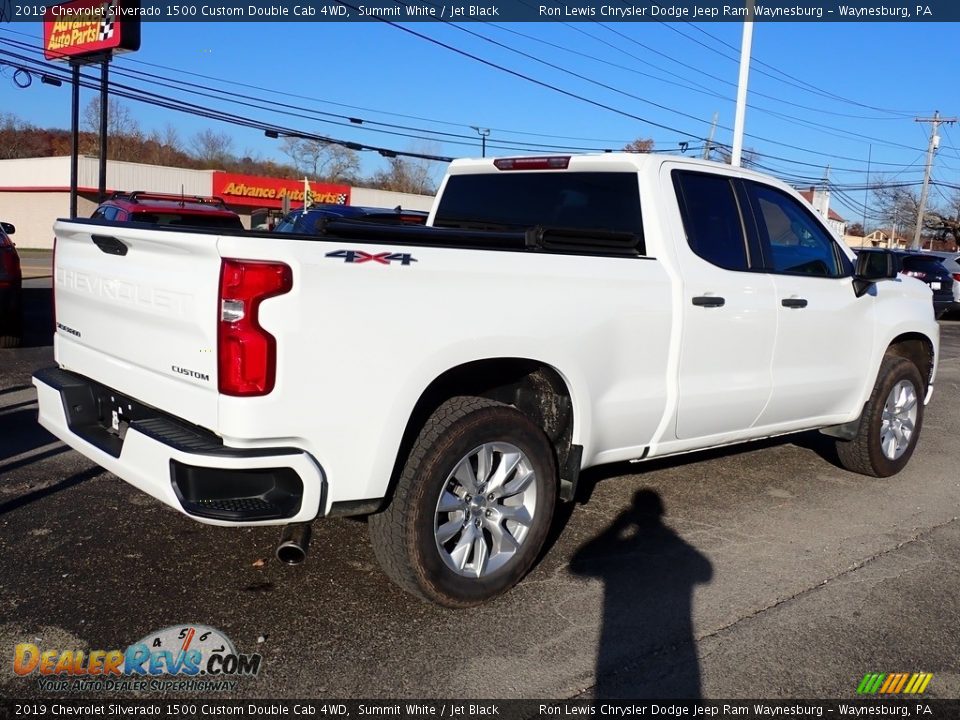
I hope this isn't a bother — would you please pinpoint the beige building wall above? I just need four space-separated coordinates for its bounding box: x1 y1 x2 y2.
0 192 98 250
350 187 434 212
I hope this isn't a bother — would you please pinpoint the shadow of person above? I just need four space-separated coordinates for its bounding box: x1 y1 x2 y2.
570 488 713 699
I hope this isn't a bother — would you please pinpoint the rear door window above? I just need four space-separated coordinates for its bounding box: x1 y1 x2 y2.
672 170 750 272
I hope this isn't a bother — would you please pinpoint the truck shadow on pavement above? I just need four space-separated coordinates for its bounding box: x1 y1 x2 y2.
569 488 713 699
0 466 104 516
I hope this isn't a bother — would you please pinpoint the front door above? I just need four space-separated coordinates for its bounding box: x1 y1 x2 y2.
744 181 874 426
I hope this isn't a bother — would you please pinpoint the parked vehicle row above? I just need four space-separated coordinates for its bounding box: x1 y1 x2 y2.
855 247 960 318
273 205 428 233
91 191 245 230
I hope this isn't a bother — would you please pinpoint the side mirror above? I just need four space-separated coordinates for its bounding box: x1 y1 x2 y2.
1 222 15 235
853 252 898 297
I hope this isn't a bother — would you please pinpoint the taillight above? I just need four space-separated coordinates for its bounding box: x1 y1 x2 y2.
218 259 293 396
953 273 960 282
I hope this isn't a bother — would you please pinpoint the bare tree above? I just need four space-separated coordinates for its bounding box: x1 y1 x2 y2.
81 98 144 160
0 113 45 159
622 137 654 153
370 142 445 195
369 157 435 194
925 187 960 247
715 144 759 167
145 123 186 166
872 180 922 241
280 137 360 183
82 98 142 138
190 129 234 168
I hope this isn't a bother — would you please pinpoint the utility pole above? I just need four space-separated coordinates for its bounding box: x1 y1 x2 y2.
703 112 719 160
471 126 490 158
863 144 871 232
913 111 957 249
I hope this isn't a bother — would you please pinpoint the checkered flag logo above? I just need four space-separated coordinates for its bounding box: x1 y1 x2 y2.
98 2 116 42
336 193 348 205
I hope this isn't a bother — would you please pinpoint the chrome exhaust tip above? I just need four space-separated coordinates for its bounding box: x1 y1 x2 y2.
276 522 312 565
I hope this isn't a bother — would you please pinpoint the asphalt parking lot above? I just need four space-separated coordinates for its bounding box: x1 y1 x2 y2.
1 281 959 701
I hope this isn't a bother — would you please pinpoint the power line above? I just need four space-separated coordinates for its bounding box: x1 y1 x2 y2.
383 17 929 170
0 36 646 155
0 26 638 147
671 22 922 118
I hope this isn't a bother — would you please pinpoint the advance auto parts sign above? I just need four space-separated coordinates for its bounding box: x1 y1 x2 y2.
212 172 351 210
43 0 141 61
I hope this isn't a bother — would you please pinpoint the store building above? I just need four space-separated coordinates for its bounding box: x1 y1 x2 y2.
0 156 435 249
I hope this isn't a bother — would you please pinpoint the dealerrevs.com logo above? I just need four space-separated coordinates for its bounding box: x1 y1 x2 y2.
13 624 261 693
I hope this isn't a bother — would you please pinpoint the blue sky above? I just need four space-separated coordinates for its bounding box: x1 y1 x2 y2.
1 20 959 228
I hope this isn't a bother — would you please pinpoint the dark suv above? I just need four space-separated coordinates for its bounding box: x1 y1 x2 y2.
92 192 244 230
273 204 428 234
0 221 22 348
856 248 955 318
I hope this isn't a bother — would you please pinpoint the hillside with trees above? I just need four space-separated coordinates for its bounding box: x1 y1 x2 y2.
0 103 443 194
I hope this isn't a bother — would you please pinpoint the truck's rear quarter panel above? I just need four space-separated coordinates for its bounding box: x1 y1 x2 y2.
215 233 675 506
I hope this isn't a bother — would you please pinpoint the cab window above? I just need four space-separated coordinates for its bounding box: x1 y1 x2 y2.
746 183 844 278
673 170 750 272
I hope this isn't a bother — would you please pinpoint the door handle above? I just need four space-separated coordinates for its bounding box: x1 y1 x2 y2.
91 234 128 257
692 296 725 308
781 298 808 309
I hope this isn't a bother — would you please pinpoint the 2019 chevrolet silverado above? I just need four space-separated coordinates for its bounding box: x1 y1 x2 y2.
34 154 939 606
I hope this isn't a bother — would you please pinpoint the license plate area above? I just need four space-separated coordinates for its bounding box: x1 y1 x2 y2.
58 377 159 458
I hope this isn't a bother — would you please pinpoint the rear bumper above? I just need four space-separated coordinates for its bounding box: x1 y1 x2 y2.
33 367 326 526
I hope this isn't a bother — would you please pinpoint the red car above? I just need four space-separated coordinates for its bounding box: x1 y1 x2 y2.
0 221 22 348
92 191 244 230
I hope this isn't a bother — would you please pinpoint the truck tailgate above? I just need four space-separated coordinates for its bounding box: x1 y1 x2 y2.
53 221 221 431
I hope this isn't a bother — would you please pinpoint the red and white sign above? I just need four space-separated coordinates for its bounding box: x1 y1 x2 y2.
212 172 351 210
43 0 141 61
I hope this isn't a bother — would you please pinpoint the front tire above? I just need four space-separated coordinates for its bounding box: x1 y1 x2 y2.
836 355 924 477
368 396 557 607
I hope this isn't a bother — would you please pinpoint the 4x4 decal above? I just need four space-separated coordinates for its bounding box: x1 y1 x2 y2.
325 249 418 266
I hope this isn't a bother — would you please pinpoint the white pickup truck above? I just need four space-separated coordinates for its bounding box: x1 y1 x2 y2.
35 154 939 607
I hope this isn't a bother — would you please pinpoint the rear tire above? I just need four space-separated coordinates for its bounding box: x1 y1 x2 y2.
836 355 924 477
368 396 557 607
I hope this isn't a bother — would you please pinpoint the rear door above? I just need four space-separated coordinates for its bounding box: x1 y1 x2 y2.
671 169 778 439
53 221 223 431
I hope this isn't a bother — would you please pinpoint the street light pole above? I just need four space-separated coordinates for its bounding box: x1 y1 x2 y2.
731 0 755 167
471 126 490 158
